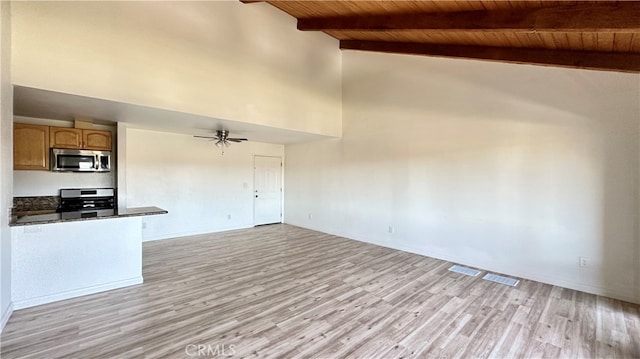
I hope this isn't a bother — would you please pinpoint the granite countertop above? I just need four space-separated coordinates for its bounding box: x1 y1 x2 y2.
11 206 168 227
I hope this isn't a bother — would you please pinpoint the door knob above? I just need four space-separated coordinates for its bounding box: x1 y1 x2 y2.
255 195 259 198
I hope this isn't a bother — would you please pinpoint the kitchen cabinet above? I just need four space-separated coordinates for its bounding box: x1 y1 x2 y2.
14 123 50 170
16 124 113 171
50 127 82 149
50 127 112 151
83 130 112 151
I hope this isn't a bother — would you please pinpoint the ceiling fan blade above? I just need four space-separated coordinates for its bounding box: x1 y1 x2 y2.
227 138 248 142
193 135 218 140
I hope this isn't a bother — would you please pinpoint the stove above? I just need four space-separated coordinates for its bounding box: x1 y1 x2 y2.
57 188 115 219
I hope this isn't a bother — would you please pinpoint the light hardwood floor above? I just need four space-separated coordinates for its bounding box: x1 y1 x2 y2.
1 224 639 358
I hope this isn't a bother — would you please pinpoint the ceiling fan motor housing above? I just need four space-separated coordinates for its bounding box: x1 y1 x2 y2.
217 130 229 140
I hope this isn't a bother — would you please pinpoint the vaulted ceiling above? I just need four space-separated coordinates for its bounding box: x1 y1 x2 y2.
247 1 640 73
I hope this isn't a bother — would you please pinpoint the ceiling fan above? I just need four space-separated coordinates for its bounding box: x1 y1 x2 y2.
194 130 247 154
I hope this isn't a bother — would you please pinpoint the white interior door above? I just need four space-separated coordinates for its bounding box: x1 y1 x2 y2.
254 156 282 226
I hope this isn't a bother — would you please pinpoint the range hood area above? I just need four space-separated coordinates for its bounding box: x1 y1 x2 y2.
50 148 111 173
12 116 116 201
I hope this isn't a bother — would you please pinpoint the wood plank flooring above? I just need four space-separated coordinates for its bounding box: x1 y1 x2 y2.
1 224 639 358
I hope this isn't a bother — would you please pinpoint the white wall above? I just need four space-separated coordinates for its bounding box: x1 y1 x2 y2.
285 51 640 303
0 0 13 331
637 76 640 304
13 171 114 197
11 1 342 137
125 128 283 241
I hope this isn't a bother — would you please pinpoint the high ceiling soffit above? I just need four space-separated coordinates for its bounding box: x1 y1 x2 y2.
244 1 640 73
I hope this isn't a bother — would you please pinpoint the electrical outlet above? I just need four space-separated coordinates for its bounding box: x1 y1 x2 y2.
388 226 394 234
308 213 313 220
579 256 589 267
227 214 232 220
142 222 147 229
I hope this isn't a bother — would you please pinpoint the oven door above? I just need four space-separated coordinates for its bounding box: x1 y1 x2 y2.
60 209 115 220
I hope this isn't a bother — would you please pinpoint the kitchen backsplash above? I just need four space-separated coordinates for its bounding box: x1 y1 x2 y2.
13 196 60 212
13 171 115 197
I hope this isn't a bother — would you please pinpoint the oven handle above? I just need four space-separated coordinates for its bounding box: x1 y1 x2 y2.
95 154 100 170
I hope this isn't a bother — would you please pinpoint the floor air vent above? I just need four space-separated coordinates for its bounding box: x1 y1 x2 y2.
483 273 519 287
448 265 481 277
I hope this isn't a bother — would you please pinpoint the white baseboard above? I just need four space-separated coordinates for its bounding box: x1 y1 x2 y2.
1 301 13 333
12 276 143 310
287 222 639 304
142 224 254 242
390 242 639 304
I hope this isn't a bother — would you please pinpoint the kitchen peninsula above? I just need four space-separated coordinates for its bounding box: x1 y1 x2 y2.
10 204 167 310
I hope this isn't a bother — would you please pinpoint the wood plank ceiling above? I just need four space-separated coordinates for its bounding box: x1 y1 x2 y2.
247 1 640 72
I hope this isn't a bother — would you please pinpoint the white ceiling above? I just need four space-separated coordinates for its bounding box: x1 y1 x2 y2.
13 86 335 144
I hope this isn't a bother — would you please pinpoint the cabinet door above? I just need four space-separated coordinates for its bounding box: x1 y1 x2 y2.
14 123 50 170
83 130 112 151
50 127 83 149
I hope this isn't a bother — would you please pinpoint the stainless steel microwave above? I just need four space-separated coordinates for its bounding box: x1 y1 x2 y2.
51 148 111 172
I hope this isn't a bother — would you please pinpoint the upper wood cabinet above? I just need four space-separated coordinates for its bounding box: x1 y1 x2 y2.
50 127 83 149
83 130 112 151
50 127 112 151
14 123 50 170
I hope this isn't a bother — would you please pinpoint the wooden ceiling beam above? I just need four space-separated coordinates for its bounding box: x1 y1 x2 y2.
340 40 640 73
299 3 640 33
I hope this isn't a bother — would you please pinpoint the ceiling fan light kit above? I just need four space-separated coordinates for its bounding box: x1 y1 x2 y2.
194 130 248 155
215 140 230 148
